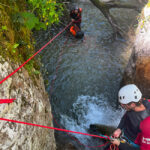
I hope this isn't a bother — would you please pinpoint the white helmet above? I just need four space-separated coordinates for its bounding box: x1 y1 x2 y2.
118 84 142 104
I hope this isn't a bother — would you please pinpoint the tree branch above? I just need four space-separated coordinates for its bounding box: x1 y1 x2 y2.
89 0 140 38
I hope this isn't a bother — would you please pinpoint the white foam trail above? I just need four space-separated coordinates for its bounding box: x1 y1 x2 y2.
60 95 124 142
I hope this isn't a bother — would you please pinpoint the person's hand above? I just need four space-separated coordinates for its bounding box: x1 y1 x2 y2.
71 19 75 22
112 128 122 138
111 139 120 146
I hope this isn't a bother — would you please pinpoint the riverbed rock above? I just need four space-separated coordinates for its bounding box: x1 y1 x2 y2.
0 57 56 150
121 2 150 98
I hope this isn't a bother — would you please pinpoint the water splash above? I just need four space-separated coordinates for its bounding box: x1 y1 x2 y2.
61 95 124 143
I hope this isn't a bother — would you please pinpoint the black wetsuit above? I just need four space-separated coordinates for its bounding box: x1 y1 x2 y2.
70 9 81 29
118 100 150 142
119 143 140 150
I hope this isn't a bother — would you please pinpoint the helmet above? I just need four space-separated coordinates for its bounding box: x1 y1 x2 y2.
71 5 79 11
118 84 142 104
79 8 82 12
74 6 79 10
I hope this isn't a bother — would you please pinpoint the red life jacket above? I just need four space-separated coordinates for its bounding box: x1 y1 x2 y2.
70 25 80 37
70 26 76 36
135 116 150 150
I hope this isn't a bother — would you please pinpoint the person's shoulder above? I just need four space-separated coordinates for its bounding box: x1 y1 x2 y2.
143 99 150 108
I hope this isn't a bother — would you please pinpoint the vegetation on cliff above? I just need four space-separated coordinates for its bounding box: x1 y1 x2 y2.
0 0 66 75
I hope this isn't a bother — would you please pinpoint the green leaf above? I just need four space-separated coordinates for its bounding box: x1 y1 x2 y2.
13 43 19 49
21 12 39 30
12 49 16 53
25 0 64 30
35 22 46 30
2 26 7 31
34 70 40 75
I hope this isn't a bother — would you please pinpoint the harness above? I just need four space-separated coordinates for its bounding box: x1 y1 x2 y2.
120 134 140 148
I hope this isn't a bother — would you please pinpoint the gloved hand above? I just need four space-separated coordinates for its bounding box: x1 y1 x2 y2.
111 139 120 146
71 19 75 22
113 128 122 138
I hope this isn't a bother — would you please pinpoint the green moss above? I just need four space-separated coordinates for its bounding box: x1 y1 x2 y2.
0 0 67 78
0 0 40 76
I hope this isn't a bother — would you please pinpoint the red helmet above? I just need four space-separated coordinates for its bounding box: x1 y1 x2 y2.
79 8 82 12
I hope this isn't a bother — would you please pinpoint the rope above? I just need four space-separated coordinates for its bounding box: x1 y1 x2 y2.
0 99 16 104
48 31 110 148
0 22 73 85
0 22 110 148
53 115 110 148
110 144 119 150
0 118 110 140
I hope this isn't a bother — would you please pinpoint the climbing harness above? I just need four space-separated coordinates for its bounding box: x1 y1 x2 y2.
120 134 140 148
109 144 119 150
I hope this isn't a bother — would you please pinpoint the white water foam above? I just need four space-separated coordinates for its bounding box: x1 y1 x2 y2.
60 95 124 143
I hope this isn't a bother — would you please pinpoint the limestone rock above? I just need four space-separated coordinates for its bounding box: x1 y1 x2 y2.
121 2 150 98
0 57 56 150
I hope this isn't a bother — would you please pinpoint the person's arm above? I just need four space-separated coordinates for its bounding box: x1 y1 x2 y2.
112 113 127 138
111 139 140 150
119 143 140 150
117 112 127 129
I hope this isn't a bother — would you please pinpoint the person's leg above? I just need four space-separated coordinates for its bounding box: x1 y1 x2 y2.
75 22 81 29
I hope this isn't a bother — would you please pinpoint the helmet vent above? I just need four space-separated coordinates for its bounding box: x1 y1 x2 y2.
120 96 122 100
134 91 136 94
123 96 125 99
135 96 137 99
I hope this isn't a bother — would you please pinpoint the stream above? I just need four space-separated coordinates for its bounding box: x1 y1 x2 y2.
34 0 139 149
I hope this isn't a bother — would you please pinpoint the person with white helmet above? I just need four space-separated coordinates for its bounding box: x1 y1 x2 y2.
111 116 150 150
112 84 150 144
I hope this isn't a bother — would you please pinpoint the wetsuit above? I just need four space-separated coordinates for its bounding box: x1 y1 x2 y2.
118 100 150 142
118 143 140 150
70 9 82 29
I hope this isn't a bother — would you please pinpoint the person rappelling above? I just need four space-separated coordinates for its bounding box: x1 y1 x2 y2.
111 116 150 150
69 6 84 39
107 84 150 150
90 84 150 150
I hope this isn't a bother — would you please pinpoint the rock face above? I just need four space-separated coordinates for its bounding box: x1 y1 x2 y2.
0 56 56 150
121 2 150 98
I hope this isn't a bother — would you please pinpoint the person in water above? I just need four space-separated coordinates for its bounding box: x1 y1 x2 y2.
69 6 84 39
111 116 150 150
112 84 150 143
70 6 82 29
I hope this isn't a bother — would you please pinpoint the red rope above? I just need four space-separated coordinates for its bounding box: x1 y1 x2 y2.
0 118 109 141
0 22 72 85
0 99 16 104
0 22 110 149
53 115 109 148
49 34 109 148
